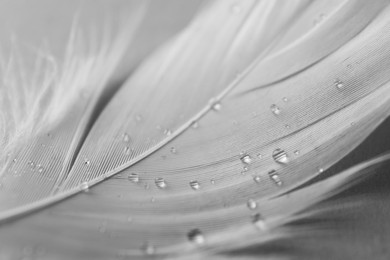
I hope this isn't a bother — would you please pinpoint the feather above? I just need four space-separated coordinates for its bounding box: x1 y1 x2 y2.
1 0 390 260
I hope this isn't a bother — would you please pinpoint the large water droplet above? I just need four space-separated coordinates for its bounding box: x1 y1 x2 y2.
272 148 289 164
128 173 140 183
190 180 200 190
240 154 252 164
270 104 281 115
252 213 267 231
123 133 130 142
80 182 89 192
268 170 282 186
155 177 167 189
188 229 205 245
247 199 257 210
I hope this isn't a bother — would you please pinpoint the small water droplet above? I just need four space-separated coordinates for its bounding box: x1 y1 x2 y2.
257 154 263 159
270 104 281 115
12 158 17 163
188 229 205 245
253 176 261 183
170 147 177 154
123 146 133 156
272 148 289 164
351 122 355 126
231 4 241 14
142 244 155 255
155 177 167 189
294 150 300 155
190 180 200 190
128 173 139 183
268 170 282 186
164 129 172 136
240 154 252 164
319 168 324 173
37 165 44 173
212 102 222 111
282 97 288 102
80 182 89 192
252 213 267 231
210 179 215 184
84 158 90 166
123 133 130 142
335 79 344 90
247 199 257 210
285 124 291 129
192 121 199 128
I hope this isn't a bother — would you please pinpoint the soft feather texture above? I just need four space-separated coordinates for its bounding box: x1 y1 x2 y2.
1 0 390 260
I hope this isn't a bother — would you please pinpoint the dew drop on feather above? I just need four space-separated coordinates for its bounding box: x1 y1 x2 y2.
190 180 200 190
128 173 139 183
188 229 205 245
272 148 289 164
155 177 167 189
268 170 282 186
247 199 257 210
270 104 281 115
240 154 252 164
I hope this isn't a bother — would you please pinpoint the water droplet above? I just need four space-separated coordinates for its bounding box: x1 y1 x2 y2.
282 97 288 102
272 148 289 164
123 146 133 156
270 104 281 115
142 243 155 255
285 124 291 129
319 168 324 173
122 133 130 142
12 158 17 163
253 176 261 183
268 170 282 186
335 79 344 90
28 161 35 169
231 4 241 14
188 229 205 245
164 129 172 136
155 177 167 189
240 154 252 164
210 179 215 184
37 165 44 173
242 166 249 173
80 182 89 192
257 154 263 159
84 159 90 166
294 150 300 155
192 121 199 128
252 213 267 231
247 199 257 210
128 173 139 183
190 180 200 190
212 102 222 111
170 147 177 154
